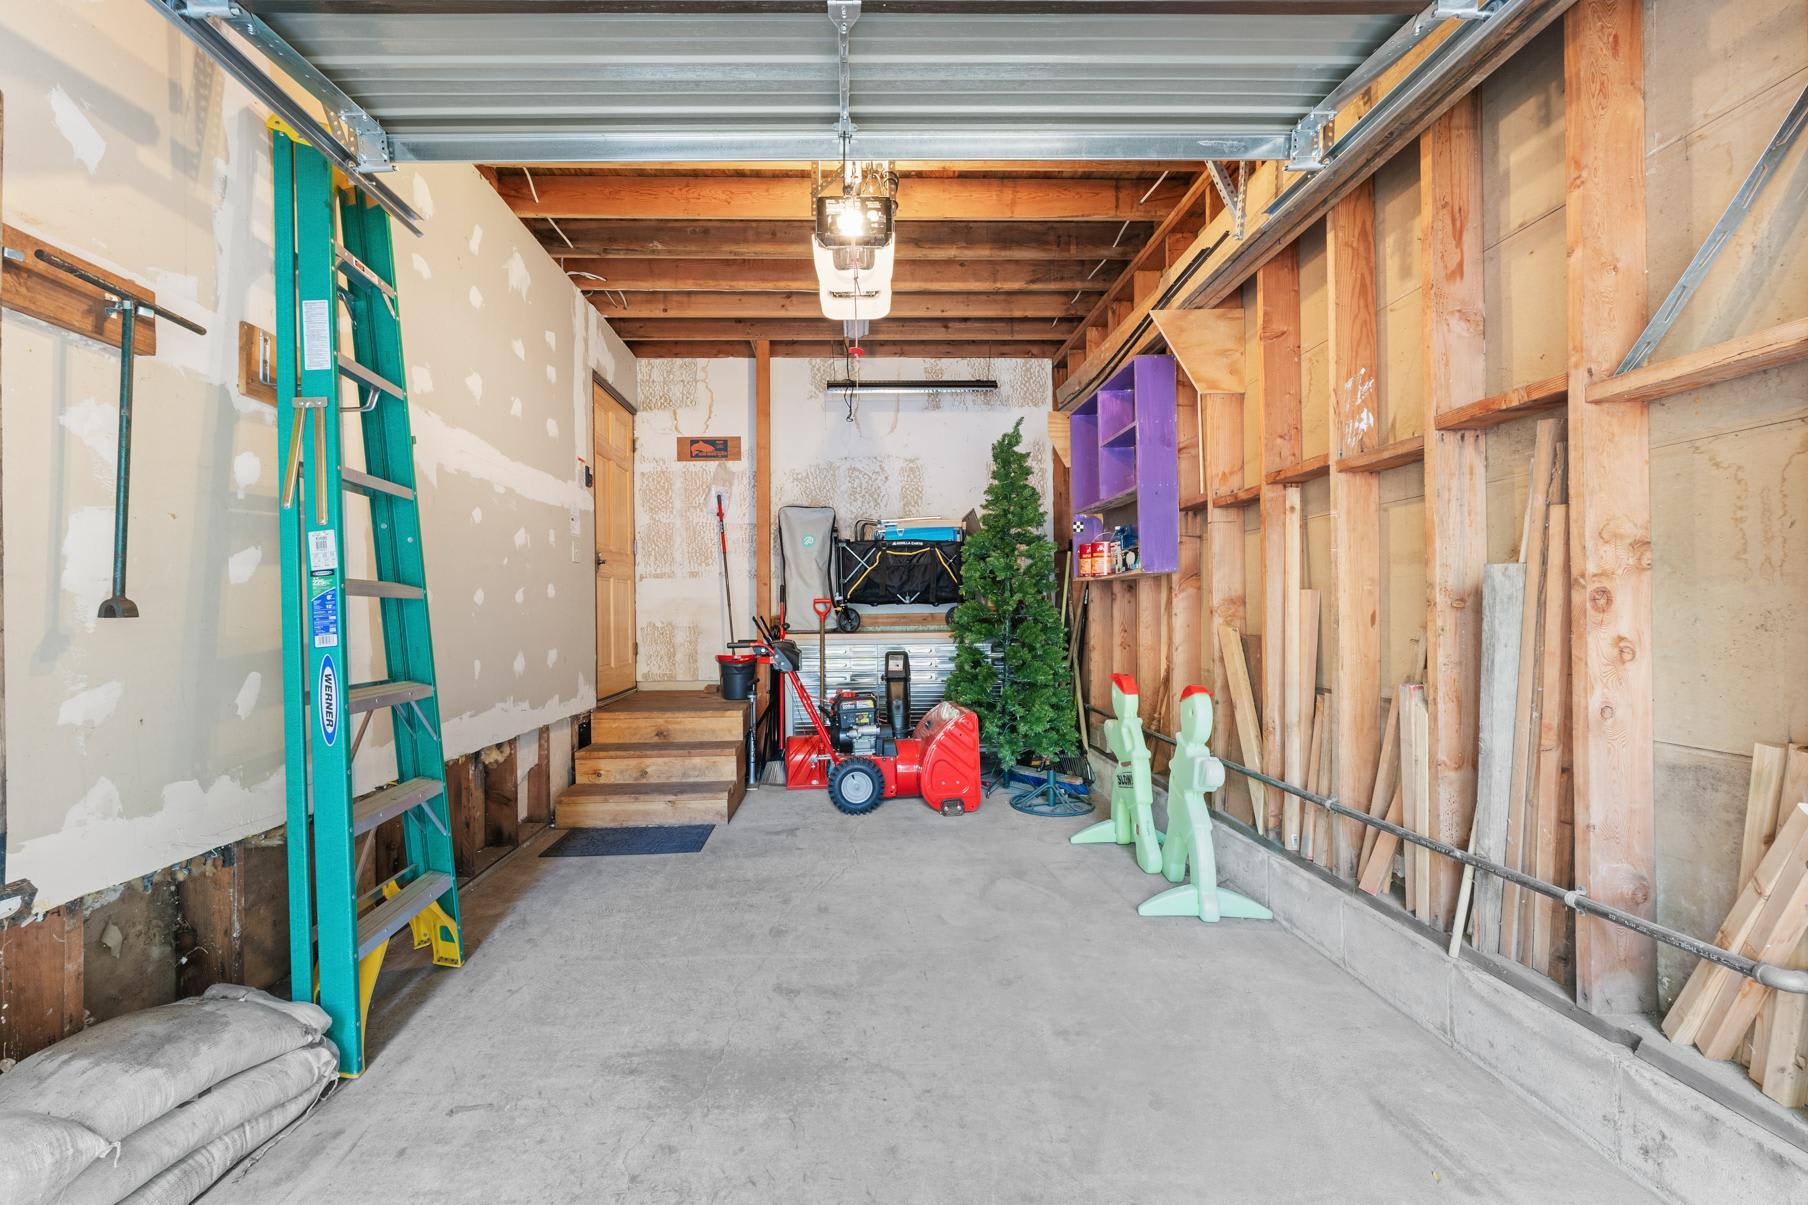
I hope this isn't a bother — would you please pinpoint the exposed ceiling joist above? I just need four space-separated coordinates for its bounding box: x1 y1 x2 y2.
602 317 1076 342
588 292 1081 320
535 219 1153 260
625 340 1066 359
494 173 1191 222
560 257 1114 293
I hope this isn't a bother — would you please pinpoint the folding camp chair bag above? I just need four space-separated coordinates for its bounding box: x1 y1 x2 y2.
836 539 963 607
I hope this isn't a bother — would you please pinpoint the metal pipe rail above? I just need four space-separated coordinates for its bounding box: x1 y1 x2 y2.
1081 705 1808 995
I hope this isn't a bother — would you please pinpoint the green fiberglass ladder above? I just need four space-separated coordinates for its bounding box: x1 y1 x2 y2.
273 123 461 1078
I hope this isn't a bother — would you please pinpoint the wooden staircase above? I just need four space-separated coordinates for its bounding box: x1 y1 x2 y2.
557 691 750 827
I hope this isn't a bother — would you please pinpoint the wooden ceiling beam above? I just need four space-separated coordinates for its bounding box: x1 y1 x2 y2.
497 174 1190 222
589 291 1081 320
537 219 1153 261
560 257 1112 293
626 340 1061 359
602 316 1077 342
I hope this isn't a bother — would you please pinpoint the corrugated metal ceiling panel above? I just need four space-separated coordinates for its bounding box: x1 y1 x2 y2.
252 8 1403 160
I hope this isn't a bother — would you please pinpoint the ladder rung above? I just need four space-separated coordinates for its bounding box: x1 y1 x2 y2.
337 355 405 401
348 680 434 714
353 776 443 835
345 578 425 601
341 467 415 502
335 245 397 300
357 871 453 958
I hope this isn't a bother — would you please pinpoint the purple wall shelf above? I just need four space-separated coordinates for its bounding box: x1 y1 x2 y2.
1067 354 1180 578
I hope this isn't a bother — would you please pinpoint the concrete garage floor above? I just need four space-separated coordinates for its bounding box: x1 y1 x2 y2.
213 788 1660 1204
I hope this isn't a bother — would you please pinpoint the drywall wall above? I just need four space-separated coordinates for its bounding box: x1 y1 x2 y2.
633 358 757 684
0 1 630 910
632 356 1053 683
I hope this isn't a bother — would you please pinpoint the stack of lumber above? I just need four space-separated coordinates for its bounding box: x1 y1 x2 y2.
1663 744 1808 1107
1450 419 1572 980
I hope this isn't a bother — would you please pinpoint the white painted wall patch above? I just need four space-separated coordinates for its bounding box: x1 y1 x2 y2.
49 86 106 173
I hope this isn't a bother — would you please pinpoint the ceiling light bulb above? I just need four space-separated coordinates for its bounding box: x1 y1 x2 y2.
835 202 867 238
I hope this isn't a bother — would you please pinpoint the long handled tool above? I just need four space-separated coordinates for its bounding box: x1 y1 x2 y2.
20 249 207 617
715 490 736 643
812 597 834 713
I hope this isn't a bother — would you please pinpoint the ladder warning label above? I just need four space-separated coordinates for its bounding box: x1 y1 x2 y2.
311 583 340 650
308 530 338 572
302 299 330 372
318 655 339 746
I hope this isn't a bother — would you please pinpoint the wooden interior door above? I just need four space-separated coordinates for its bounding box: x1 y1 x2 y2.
593 380 636 698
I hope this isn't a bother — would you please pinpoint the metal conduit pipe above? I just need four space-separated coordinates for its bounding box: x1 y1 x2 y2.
1081 705 1808 996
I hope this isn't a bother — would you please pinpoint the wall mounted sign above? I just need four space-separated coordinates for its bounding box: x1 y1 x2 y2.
677 436 741 462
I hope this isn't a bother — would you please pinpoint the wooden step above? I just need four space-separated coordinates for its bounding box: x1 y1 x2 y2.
555 780 744 828
592 690 749 743
575 740 744 785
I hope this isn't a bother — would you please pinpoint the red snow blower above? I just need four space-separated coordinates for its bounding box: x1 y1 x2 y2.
733 616 982 816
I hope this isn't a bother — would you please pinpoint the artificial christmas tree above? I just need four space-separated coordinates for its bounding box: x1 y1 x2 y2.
945 420 1079 814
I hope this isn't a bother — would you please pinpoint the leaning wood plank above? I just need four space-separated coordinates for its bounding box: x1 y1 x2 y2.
1663 803 1808 1045
1501 421 1558 960
1282 489 1305 851
1399 684 1433 925
1754 746 1808 1104
1297 588 1323 853
1696 835 1808 1060
1359 694 1402 871
1314 695 1335 869
1529 503 1571 977
1739 744 1790 883
1303 691 1327 859
1216 623 1268 834
1360 782 1407 897
1456 563 1528 955
1586 316 1808 407
1737 743 1791 1072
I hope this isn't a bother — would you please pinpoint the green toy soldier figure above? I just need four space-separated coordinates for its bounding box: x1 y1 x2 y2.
1138 686 1272 924
1071 674 1163 875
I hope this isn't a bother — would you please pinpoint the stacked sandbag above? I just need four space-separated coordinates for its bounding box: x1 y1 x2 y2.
0 984 337 1205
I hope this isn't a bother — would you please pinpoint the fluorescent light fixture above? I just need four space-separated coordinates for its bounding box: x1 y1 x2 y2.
825 379 997 396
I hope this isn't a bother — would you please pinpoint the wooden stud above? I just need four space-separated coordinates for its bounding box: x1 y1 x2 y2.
1360 781 1408 897
1136 575 1169 767
754 339 773 617
1421 94 1490 926
561 256 1115 294
1565 0 1657 1015
1205 380 1252 821
1328 183 1383 883
1171 512 1205 703
1282 488 1305 851
1256 247 1302 840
